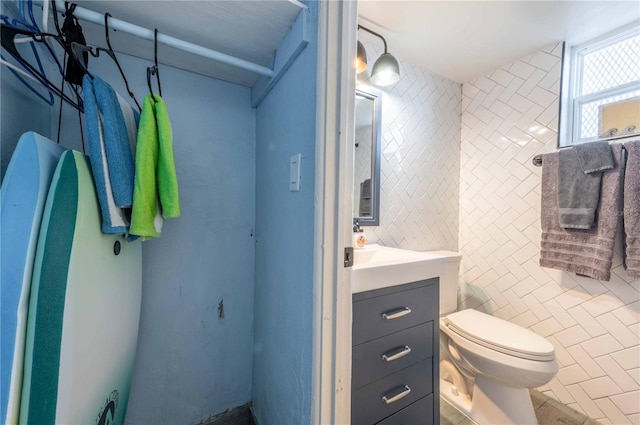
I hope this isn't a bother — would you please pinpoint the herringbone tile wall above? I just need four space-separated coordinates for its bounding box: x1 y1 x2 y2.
358 37 461 251
460 42 640 424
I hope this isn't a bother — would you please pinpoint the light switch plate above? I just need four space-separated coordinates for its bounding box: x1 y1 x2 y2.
289 153 301 191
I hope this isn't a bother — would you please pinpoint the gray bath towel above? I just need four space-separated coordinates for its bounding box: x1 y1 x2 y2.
558 142 613 229
540 144 624 281
623 140 640 278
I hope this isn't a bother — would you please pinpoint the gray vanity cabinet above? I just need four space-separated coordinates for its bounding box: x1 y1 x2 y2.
352 279 439 425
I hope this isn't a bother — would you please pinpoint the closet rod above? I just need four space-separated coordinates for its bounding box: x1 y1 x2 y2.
53 0 275 77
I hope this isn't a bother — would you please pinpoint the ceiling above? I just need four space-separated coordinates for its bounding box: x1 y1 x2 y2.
72 1 303 87
358 1 640 83
32 1 638 86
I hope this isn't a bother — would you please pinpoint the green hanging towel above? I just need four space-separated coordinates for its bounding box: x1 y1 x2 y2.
130 94 180 238
155 96 180 218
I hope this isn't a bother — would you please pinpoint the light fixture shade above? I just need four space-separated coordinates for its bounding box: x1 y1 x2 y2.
356 41 367 73
370 53 400 86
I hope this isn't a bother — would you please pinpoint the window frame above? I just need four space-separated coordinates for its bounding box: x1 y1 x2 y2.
559 21 640 147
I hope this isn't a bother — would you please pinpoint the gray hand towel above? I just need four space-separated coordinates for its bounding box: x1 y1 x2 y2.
574 141 614 173
359 179 371 216
623 140 640 278
540 144 624 281
360 178 371 198
557 142 613 229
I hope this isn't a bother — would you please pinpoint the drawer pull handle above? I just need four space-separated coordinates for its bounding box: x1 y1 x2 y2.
381 307 411 320
381 385 411 404
382 345 412 362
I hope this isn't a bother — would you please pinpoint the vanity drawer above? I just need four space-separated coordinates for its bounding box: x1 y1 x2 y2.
353 283 436 345
352 322 433 390
375 394 434 425
351 358 433 425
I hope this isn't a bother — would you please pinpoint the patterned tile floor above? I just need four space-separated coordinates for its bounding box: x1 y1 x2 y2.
441 390 603 425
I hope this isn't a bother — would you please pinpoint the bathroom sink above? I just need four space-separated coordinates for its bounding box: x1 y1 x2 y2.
351 244 459 294
353 244 428 265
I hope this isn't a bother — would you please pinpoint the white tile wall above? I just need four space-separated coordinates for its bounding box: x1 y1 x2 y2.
355 33 639 424
357 36 461 251
460 42 640 424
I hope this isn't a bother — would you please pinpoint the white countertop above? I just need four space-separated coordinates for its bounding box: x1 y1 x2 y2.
351 244 461 294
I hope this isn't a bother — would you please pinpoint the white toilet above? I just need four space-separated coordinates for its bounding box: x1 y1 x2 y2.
436 252 559 425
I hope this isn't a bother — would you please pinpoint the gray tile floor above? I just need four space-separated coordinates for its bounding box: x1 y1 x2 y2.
440 397 474 425
440 390 602 425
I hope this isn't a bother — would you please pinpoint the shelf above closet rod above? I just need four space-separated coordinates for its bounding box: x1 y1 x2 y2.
53 0 277 78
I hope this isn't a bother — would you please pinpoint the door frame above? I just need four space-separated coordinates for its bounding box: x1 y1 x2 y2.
312 0 357 423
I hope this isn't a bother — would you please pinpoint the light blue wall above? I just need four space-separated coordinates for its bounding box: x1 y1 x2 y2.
252 2 318 424
82 55 257 425
0 66 53 179
1 2 321 423
1 46 257 423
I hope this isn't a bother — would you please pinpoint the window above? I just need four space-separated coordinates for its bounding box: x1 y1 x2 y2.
559 23 640 146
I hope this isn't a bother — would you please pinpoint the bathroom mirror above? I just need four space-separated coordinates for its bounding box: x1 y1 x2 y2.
353 85 382 226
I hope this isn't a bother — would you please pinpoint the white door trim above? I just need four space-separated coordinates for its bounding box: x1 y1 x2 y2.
312 0 357 423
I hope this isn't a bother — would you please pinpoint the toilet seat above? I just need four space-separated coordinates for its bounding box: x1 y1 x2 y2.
443 309 555 361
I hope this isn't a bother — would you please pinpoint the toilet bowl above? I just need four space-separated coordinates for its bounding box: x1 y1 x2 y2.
435 252 558 425
441 309 558 424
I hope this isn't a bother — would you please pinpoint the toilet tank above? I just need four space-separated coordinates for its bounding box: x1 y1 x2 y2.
428 251 462 315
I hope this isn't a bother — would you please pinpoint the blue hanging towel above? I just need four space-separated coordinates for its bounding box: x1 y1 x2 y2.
82 74 139 234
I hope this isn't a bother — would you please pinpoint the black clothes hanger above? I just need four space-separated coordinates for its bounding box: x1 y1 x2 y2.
1 23 83 111
48 1 90 86
102 13 141 112
59 2 88 85
70 42 117 79
146 28 162 98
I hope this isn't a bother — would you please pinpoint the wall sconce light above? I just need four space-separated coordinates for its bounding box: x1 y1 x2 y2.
356 41 368 73
357 25 400 86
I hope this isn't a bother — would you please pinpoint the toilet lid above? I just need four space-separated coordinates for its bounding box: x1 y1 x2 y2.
444 309 555 361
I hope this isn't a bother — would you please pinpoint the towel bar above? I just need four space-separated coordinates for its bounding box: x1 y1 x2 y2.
532 144 629 168
532 154 543 167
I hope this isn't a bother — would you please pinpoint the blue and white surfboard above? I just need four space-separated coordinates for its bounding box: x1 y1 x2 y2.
19 150 142 425
1 132 65 425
